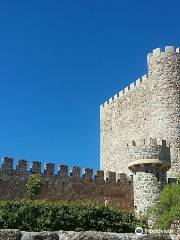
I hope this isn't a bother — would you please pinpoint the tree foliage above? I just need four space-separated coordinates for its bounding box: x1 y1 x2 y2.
25 174 43 199
0 200 144 232
147 180 180 229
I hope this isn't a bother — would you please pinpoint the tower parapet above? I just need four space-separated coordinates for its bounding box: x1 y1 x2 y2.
128 138 171 216
128 138 170 172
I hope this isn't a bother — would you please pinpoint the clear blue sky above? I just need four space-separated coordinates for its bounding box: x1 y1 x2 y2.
0 0 179 172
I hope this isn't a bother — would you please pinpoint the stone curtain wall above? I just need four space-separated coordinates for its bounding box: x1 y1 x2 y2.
100 46 180 178
0 158 133 211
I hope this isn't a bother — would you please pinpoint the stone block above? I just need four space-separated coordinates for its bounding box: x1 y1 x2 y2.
0 229 22 240
17 160 28 176
95 170 104 182
30 161 41 174
106 171 116 183
2 157 14 175
21 232 59 240
165 46 175 53
44 163 55 176
58 165 68 178
70 166 81 178
152 48 161 55
83 168 93 179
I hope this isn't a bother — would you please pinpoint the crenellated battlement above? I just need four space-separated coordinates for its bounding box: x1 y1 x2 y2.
100 73 148 109
0 157 131 184
127 138 168 148
100 45 180 110
147 45 180 61
0 157 133 210
127 138 171 171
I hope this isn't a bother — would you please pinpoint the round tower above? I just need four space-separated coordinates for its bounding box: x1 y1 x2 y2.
128 138 170 216
147 46 180 178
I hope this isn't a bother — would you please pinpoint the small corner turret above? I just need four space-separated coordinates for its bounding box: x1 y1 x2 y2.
127 138 171 216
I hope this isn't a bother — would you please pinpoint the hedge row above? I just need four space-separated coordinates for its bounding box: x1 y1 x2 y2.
0 200 143 232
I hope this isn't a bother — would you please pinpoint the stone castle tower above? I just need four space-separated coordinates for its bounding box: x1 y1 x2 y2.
128 138 170 215
100 46 180 180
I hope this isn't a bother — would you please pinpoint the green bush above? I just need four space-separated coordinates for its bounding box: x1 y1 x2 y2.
0 200 143 232
146 180 180 229
26 174 43 199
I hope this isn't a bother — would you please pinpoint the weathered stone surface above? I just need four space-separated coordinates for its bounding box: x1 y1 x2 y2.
0 230 180 240
21 231 59 240
0 174 133 211
100 47 180 179
58 231 135 240
133 168 165 215
0 229 22 240
0 230 179 240
127 139 170 215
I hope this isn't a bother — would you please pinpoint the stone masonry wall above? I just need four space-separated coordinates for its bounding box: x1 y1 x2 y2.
0 157 133 211
0 230 179 240
0 230 178 240
100 46 180 178
133 168 165 216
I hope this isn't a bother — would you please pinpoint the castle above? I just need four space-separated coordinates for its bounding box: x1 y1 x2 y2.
100 45 180 215
0 46 180 216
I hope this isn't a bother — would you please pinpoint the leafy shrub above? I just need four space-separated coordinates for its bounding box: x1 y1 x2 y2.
146 180 180 229
26 174 43 199
0 200 143 232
